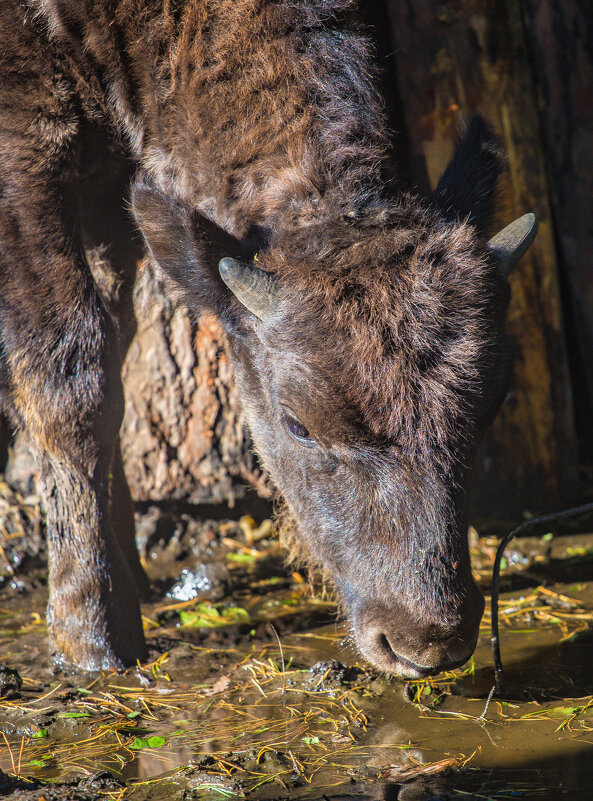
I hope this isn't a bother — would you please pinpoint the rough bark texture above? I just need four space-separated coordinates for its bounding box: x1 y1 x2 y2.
119 257 265 505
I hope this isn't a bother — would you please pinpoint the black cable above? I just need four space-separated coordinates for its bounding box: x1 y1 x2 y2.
490 501 593 696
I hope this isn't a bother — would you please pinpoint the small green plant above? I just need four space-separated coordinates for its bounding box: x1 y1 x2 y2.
179 603 250 628
130 735 167 750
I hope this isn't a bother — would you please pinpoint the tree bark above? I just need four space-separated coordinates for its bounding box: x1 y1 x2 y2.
119 257 266 505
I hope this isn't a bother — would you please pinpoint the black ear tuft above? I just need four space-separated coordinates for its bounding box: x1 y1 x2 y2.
131 177 195 279
130 175 248 323
432 115 505 234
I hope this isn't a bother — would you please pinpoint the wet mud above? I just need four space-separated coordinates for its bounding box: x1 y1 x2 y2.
1 485 593 799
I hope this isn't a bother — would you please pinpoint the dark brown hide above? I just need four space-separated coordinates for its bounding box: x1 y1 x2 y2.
0 0 520 675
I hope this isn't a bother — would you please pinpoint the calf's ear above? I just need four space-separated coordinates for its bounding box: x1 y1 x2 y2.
130 176 249 325
432 115 504 234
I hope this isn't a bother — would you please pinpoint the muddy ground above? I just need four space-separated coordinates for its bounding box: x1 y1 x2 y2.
1 481 593 800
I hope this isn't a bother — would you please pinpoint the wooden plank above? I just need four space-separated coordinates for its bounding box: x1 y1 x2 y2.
382 0 579 516
521 0 593 458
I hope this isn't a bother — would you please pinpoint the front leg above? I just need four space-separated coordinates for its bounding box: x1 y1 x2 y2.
4 288 147 669
41 433 148 670
0 11 146 669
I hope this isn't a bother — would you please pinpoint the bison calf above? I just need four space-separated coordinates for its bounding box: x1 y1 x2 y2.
0 0 536 675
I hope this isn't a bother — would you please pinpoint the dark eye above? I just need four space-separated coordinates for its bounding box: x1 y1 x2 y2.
282 413 315 446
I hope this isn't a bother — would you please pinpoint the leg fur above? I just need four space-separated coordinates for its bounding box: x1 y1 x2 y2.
0 4 146 669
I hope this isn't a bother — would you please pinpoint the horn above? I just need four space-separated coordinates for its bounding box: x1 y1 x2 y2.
487 213 538 277
219 257 279 321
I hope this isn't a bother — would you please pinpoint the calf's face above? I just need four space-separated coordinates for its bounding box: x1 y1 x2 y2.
132 121 538 677
230 320 490 678
219 214 533 678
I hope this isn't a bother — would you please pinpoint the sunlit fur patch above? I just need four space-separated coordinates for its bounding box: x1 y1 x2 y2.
275 499 347 618
275 499 310 568
262 201 507 471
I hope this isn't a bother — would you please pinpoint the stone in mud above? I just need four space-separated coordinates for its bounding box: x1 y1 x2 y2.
0 769 38 793
181 767 243 797
308 659 363 690
0 665 22 698
396 776 450 800
232 748 293 775
78 772 125 793
189 755 217 769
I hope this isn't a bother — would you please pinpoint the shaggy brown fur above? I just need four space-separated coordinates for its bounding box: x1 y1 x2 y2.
265 204 505 457
0 0 515 675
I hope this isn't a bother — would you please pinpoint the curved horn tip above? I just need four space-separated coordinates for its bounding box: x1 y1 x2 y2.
518 212 538 240
488 212 539 277
218 256 279 321
218 256 239 280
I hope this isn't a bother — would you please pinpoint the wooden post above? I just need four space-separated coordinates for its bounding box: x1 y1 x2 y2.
520 0 593 457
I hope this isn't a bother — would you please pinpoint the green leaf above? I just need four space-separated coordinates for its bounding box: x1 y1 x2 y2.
542 532 554 542
127 711 141 719
566 546 593 558
130 735 167 750
58 712 90 718
130 737 149 750
179 603 249 629
224 606 250 622
226 552 257 564
301 736 320 746
221 610 248 624
179 604 220 628
31 729 48 739
548 705 581 719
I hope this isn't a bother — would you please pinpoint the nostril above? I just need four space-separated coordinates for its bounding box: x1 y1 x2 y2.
378 633 394 657
377 633 434 678
374 631 437 677
355 606 480 678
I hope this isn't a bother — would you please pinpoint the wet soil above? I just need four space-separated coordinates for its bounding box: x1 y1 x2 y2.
1 488 593 799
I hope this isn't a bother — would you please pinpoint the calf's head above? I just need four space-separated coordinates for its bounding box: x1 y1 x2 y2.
132 119 537 678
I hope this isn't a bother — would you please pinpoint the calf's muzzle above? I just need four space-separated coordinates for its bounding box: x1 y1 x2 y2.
352 585 485 678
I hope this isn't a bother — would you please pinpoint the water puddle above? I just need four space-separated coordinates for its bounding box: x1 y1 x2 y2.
1 504 593 799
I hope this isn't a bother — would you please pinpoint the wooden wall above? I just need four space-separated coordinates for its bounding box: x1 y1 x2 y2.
365 0 591 516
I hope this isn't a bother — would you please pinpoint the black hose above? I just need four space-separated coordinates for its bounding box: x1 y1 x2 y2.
490 502 593 696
